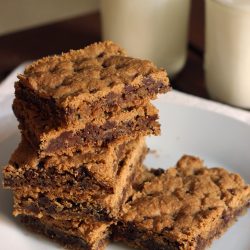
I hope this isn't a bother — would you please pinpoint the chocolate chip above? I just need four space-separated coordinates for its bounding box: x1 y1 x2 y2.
106 92 118 105
102 60 109 68
162 226 174 232
142 76 155 86
151 168 164 176
76 166 91 180
97 211 112 222
55 198 63 203
27 204 40 213
196 236 207 250
3 178 14 187
46 112 157 153
97 52 105 58
47 166 56 175
66 180 74 186
13 162 19 169
37 161 44 169
89 88 98 94
47 229 56 239
228 189 236 195
102 121 116 130
46 205 56 213
116 159 125 176
38 196 51 208
142 76 167 94
221 212 231 224
125 223 142 241
24 169 35 179
143 239 170 250
124 84 136 93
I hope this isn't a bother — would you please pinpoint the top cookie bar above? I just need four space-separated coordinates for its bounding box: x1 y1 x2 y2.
15 41 170 127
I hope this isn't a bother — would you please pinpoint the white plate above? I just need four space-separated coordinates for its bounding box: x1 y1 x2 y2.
0 100 249 250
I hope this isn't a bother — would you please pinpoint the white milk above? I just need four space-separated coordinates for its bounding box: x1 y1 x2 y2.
100 0 191 77
205 0 250 108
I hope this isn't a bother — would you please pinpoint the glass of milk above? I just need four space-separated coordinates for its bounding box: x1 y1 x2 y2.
100 0 191 77
205 0 250 108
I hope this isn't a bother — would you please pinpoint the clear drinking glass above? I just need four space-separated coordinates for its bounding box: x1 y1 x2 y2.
205 0 250 108
100 0 191 77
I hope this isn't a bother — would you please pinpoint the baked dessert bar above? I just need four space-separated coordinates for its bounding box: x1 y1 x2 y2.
15 164 156 250
113 155 250 250
15 41 170 129
4 137 147 220
19 214 110 250
13 98 159 156
3 137 146 192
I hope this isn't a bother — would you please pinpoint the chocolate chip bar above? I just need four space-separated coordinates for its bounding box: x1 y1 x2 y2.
1 40 171 250
4 137 147 220
13 98 159 156
15 41 170 129
4 137 146 192
19 215 110 250
113 156 250 250
15 164 154 250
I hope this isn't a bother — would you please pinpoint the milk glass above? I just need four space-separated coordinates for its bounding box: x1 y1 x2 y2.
205 0 250 108
100 0 191 77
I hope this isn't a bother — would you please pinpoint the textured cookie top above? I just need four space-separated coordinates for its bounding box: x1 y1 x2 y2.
17 41 169 106
122 155 250 246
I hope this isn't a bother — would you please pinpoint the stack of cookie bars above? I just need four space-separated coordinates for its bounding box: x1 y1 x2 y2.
3 41 250 250
3 41 170 249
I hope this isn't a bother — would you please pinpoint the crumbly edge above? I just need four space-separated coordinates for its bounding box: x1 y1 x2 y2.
15 82 161 128
12 162 146 222
15 102 159 156
4 157 121 193
113 155 250 250
13 96 150 135
3 137 139 192
12 142 148 220
13 97 159 151
19 215 109 250
112 201 250 250
14 193 113 222
43 113 159 156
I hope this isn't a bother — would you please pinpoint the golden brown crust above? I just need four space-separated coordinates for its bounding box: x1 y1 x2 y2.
18 41 125 95
16 41 169 107
117 155 250 249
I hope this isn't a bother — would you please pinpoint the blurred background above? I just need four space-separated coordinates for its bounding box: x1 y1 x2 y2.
0 0 210 100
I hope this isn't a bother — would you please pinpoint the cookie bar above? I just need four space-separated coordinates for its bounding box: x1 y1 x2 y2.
12 161 143 221
15 41 170 128
19 215 110 250
113 155 250 250
15 165 156 250
5 138 147 220
13 98 159 156
4 137 146 191
13 163 156 222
